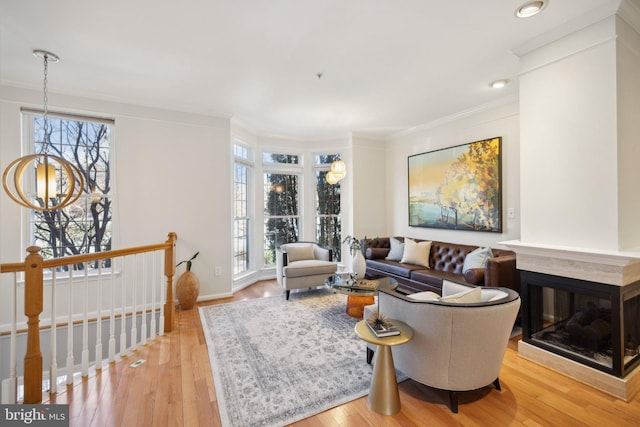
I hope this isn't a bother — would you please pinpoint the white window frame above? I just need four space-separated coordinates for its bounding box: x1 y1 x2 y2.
21 109 115 274
233 140 253 277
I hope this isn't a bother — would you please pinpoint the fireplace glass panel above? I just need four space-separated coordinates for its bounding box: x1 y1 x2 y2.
531 289 614 369
523 271 640 378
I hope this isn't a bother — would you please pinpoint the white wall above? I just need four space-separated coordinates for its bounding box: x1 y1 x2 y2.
384 100 521 249
352 135 386 240
519 17 620 251
518 14 640 251
616 15 640 250
0 86 233 321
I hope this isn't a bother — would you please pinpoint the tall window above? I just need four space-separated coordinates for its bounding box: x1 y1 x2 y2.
315 154 342 260
25 111 113 268
263 152 300 266
233 142 252 275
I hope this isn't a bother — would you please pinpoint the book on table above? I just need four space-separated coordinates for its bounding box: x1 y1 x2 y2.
350 279 379 291
366 320 401 337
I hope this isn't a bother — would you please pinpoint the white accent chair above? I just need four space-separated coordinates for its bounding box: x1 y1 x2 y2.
276 242 338 300
363 280 520 413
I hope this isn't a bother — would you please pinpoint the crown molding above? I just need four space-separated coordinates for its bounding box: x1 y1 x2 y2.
618 0 640 34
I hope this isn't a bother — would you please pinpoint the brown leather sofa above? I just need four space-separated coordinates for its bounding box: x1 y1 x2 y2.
364 237 520 294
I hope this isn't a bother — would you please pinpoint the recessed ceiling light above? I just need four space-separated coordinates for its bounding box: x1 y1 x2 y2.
489 79 509 89
515 1 546 18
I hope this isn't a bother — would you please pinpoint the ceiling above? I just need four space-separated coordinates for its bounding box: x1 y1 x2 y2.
0 0 622 139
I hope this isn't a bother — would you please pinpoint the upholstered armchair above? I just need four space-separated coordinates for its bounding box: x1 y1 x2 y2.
276 242 338 300
363 281 520 413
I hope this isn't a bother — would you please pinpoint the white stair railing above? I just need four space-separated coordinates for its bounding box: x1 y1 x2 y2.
0 232 177 404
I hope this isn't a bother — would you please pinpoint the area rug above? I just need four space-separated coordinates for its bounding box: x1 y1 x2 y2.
199 288 388 427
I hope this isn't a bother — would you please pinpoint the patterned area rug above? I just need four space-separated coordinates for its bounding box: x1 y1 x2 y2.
199 288 377 427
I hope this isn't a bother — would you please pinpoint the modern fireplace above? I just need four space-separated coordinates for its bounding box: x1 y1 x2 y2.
522 270 640 378
501 240 640 400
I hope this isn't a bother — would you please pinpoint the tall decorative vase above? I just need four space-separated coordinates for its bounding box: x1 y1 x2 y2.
176 270 200 310
353 251 367 279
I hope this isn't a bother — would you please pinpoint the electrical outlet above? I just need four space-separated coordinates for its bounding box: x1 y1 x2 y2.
507 208 515 219
215 266 222 276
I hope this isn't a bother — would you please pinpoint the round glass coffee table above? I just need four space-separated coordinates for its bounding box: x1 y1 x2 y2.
325 274 398 318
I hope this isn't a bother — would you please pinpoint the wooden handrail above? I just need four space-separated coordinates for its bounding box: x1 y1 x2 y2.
0 232 178 403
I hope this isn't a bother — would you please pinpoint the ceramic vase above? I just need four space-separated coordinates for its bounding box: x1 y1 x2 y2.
176 270 200 309
352 250 367 279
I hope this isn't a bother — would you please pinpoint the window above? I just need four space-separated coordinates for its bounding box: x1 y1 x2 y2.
262 152 299 165
25 111 113 269
233 142 252 275
315 154 342 260
263 152 301 266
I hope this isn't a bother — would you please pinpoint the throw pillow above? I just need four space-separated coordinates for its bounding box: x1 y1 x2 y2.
407 291 440 301
385 237 405 261
439 286 482 304
400 238 431 268
286 244 314 262
462 246 494 273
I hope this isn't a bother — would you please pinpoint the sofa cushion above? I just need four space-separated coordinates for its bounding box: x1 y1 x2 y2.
366 259 424 279
410 269 466 287
400 238 431 268
481 288 510 302
407 291 440 301
283 260 337 278
463 246 493 273
439 286 481 303
442 279 474 296
385 237 405 261
286 244 315 262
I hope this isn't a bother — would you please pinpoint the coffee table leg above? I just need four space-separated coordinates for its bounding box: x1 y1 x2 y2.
368 344 401 415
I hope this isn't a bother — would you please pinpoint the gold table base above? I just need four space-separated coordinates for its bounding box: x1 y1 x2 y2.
354 320 413 415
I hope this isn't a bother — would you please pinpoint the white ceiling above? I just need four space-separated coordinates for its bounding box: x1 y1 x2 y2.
0 0 622 139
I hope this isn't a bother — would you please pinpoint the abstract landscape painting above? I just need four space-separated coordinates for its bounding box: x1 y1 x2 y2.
408 137 502 232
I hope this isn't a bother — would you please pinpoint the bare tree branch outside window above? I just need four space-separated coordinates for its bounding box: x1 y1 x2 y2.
31 114 113 271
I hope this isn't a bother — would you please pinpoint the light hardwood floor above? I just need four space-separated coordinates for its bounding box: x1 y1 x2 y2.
44 280 640 426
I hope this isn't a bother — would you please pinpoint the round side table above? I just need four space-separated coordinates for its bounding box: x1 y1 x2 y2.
354 319 413 415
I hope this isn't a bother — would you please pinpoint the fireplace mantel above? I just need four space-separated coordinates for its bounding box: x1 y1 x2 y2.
500 240 640 287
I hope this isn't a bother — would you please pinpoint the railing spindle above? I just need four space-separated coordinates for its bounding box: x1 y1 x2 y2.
0 272 18 403
81 263 89 377
150 253 157 341
49 270 57 394
95 263 103 371
141 253 148 346
66 268 74 385
131 255 138 351
120 257 127 357
109 257 116 363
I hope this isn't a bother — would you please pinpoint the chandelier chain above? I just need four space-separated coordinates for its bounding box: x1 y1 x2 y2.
42 54 50 154
43 54 49 120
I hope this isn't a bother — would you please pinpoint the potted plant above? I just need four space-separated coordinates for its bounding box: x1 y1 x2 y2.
343 236 366 278
176 252 200 310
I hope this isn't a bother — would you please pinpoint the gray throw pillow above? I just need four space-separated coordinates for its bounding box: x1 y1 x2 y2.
385 237 405 261
462 246 493 273
286 245 314 262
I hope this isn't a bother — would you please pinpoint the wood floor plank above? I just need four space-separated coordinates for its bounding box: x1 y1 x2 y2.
43 279 640 426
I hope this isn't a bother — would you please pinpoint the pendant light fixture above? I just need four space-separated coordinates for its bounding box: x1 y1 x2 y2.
2 50 84 211
325 159 346 185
